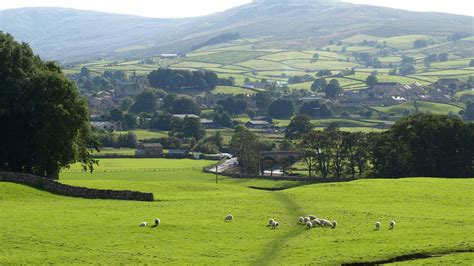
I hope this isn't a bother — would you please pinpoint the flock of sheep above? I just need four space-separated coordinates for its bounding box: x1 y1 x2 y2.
139 214 396 231
224 213 396 231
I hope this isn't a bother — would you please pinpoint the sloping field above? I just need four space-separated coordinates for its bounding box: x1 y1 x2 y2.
1 161 472 265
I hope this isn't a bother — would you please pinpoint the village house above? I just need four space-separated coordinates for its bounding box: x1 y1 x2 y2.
246 120 271 129
113 74 147 99
172 114 200 119
135 143 163 157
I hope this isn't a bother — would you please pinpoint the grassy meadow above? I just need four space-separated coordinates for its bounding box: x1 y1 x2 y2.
1 158 473 264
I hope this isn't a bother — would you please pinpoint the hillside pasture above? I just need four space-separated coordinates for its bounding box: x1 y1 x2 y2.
1 169 472 264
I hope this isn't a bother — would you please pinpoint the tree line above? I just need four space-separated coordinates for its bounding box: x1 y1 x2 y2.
232 113 473 178
148 68 219 91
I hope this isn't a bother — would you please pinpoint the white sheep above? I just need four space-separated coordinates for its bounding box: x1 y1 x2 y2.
308 215 317 221
153 218 160 227
375 221 381 230
224 214 233 222
311 219 322 227
306 221 313 229
303 217 310 224
332 220 337 229
298 216 305 224
389 220 396 230
320 219 333 228
139 222 148 227
268 218 275 226
271 220 279 229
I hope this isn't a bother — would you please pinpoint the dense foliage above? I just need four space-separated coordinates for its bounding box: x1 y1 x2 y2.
148 68 218 91
0 33 98 179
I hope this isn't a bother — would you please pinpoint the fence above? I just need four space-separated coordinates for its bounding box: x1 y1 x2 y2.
0 172 154 201
203 165 356 183
62 167 201 173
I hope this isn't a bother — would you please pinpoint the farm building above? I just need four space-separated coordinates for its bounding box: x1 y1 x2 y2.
160 54 178 59
136 143 163 157
200 119 216 128
246 120 271 129
172 114 200 119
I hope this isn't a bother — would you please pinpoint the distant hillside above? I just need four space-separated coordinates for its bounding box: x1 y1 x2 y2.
0 0 472 62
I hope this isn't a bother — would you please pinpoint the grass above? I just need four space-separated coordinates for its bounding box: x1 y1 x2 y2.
373 101 464 116
94 148 136 156
116 130 168 141
211 86 259 95
1 166 472 264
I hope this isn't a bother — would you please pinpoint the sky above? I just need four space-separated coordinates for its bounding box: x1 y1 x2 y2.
0 0 472 18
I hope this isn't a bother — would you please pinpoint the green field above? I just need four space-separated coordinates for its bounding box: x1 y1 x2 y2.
1 158 472 264
116 130 168 141
373 101 464 116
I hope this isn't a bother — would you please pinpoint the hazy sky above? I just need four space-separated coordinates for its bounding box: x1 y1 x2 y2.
0 0 473 17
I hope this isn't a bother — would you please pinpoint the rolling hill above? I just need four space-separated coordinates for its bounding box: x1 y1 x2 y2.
0 0 472 62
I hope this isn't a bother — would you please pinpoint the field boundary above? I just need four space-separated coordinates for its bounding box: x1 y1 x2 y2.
0 172 154 202
342 249 474 265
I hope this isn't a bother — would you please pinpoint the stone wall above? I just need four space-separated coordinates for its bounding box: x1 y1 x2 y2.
203 167 355 183
0 172 154 202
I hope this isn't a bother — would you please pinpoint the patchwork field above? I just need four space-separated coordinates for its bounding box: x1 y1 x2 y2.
1 159 472 264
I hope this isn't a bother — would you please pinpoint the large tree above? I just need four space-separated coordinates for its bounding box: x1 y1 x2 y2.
285 115 314 140
0 33 99 179
268 99 295 119
371 114 473 177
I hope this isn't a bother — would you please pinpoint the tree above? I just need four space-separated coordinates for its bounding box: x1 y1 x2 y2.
371 114 473 178
173 117 205 140
213 110 233 127
110 109 124 122
171 97 201 115
268 99 295 119
464 101 474 120
311 78 327 92
217 95 249 115
438 53 449 62
399 64 416 75
230 126 261 175
285 115 314 140
150 112 178 131
413 39 428 48
0 33 99 179
316 70 332 77
299 100 332 118
120 97 134 112
131 89 159 113
366 74 379 89
325 81 342 98
470 59 474 67
301 131 332 178
80 67 91 78
255 92 272 113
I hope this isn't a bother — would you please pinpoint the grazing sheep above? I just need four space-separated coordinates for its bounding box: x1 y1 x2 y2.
139 222 148 227
320 219 333 228
332 220 337 229
225 214 233 222
308 215 317 221
389 220 396 230
311 219 322 227
306 221 313 229
271 220 279 229
303 217 310 224
268 218 275 227
375 221 381 230
298 217 305 224
153 218 160 227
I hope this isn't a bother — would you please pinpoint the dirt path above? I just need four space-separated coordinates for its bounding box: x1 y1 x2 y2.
251 192 306 266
